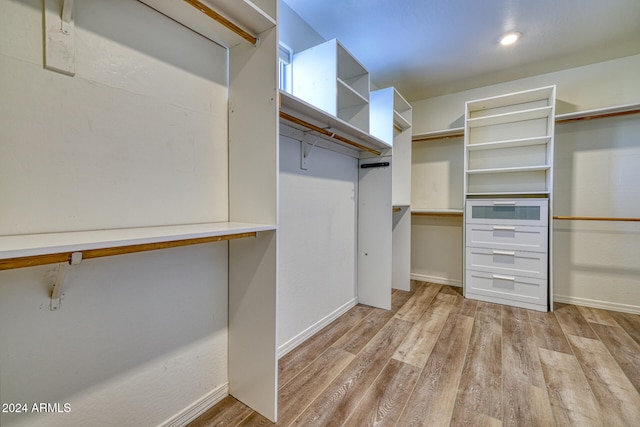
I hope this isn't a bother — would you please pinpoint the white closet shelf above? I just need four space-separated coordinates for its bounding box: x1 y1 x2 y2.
467 136 552 151
0 222 276 269
467 106 553 128
466 165 551 175
467 191 550 196
413 103 640 143
337 80 369 108
393 111 412 131
279 91 390 155
138 0 275 48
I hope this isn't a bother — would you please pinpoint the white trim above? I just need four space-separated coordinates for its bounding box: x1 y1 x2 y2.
159 382 229 427
554 295 640 315
410 273 462 288
277 298 358 359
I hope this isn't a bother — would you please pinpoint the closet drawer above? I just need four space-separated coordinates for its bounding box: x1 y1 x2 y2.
466 199 548 226
465 247 547 279
465 270 547 306
466 224 547 252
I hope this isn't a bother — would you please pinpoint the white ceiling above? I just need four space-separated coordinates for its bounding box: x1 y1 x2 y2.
282 0 640 101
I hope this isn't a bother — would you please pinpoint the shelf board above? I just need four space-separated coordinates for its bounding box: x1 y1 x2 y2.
0 222 276 268
466 165 551 175
466 86 555 112
337 79 369 109
138 0 275 48
415 103 640 142
279 90 391 154
467 106 553 128
393 111 412 131
467 135 552 151
466 191 550 196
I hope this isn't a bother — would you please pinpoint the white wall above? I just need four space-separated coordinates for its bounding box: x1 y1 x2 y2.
411 54 640 313
277 135 358 355
1 0 230 425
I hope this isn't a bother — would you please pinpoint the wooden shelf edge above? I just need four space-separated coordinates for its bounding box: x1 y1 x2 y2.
411 209 463 217
413 127 464 142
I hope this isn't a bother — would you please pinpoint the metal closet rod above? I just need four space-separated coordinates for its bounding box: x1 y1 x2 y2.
184 0 258 45
279 111 382 155
553 216 640 222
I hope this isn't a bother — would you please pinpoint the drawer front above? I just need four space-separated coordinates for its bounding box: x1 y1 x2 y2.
466 224 548 252
466 199 548 226
465 270 548 305
465 247 547 279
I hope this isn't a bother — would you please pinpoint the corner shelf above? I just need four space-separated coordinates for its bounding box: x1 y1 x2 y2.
292 39 370 133
279 90 390 156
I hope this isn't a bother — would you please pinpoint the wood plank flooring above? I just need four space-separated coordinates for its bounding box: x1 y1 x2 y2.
188 282 640 427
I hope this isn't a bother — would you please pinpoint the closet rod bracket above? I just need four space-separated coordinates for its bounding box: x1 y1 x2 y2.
50 251 82 311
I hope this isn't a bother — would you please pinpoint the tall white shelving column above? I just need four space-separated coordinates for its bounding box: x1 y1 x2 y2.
463 86 556 311
370 87 412 292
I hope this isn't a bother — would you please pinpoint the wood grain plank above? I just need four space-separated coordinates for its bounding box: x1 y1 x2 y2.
291 318 413 426
501 306 554 426
450 410 502 427
396 314 475 427
394 282 442 323
528 310 573 354
591 322 640 394
501 305 546 388
502 384 554 427
278 304 373 386
187 396 253 427
577 305 618 326
538 348 603 426
568 334 640 426
392 293 457 367
553 302 598 339
333 291 412 355
608 311 640 346
343 359 421 427
452 302 502 423
277 347 354 425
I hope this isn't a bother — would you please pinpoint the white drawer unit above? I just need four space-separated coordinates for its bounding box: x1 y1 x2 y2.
465 270 548 311
465 223 548 252
465 247 547 279
464 198 549 311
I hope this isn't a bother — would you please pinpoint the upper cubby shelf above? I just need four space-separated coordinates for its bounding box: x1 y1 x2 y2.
279 90 390 156
370 87 412 145
466 106 553 128
138 0 276 48
0 222 275 270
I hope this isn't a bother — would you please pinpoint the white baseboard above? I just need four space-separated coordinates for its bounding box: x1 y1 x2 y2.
159 382 229 427
410 273 462 288
277 298 358 359
554 295 640 315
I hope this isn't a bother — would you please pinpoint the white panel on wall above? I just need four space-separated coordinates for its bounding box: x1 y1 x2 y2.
278 135 358 350
411 215 463 286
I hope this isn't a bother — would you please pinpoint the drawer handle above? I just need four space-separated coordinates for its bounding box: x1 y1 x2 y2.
493 201 517 205
492 274 515 281
493 226 516 231
492 250 515 256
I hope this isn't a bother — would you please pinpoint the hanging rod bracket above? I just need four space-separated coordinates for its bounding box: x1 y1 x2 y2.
43 0 76 76
50 251 82 311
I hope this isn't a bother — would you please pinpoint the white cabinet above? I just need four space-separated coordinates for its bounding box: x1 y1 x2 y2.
292 39 370 132
463 86 555 311
464 198 549 311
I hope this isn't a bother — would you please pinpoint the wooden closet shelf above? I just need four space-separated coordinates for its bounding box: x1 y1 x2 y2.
0 222 275 270
184 0 257 45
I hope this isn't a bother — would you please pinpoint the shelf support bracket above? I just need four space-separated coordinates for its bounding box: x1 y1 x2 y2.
300 136 320 170
50 251 82 311
44 0 76 76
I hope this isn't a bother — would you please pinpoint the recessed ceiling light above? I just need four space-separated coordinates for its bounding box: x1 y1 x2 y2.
500 32 521 46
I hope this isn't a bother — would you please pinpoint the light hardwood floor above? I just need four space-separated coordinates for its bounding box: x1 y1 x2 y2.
188 282 640 427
